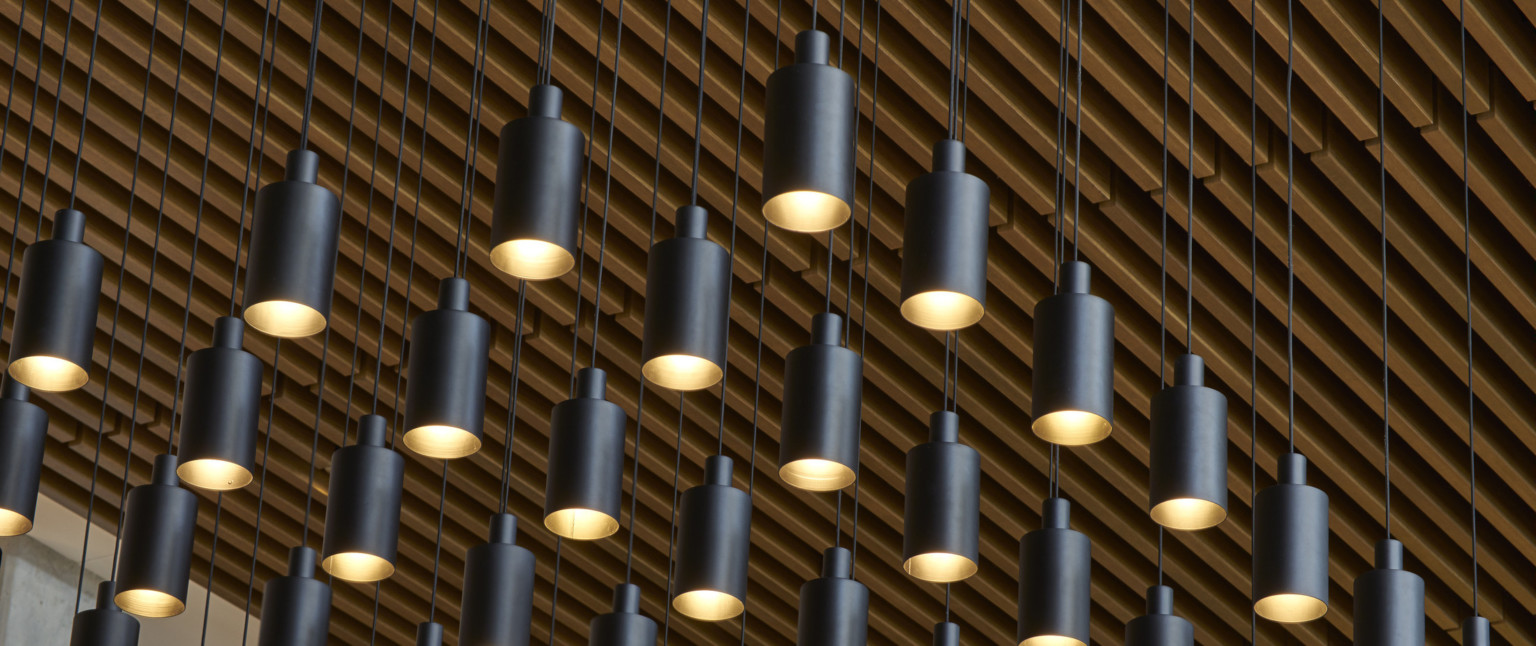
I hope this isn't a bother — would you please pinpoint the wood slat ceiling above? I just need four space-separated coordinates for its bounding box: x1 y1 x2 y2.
1 0 1534 642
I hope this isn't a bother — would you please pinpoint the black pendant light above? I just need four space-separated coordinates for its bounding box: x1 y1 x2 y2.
932 621 959 646
415 622 444 646
590 583 657 646
1124 585 1192 646
1352 539 1423 645
402 278 491 458
257 546 332 646
672 455 752 621
778 313 862 491
543 367 625 539
7 208 103 391
1017 497 1090 646
796 546 869 645
902 410 979 583
761 29 854 233
461 514 536 646
175 317 263 490
240 149 341 338
640 204 731 391
1147 355 1227 530
114 454 198 617
1030 259 1114 446
0 378 48 535
321 414 405 582
69 582 140 646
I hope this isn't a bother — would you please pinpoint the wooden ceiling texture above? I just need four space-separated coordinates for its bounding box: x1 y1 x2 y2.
2 0 1536 643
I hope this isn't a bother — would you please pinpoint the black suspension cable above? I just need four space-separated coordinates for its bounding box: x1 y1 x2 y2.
65 0 104 211
566 0 612 392
1185 0 1195 352
1378 0 1391 541
541 0 560 86
841 0 867 337
229 0 287 313
715 0 751 455
623 379 648 583
240 342 285 646
453 0 491 276
958 0 972 143
7 0 52 242
1160 0 1168 386
945 0 959 138
197 495 224 646
848 0 881 576
0 0 33 335
687 0 711 206
1458 0 1478 617
646 0 674 243
1069 0 1084 260
1051 0 1068 292
1284 0 1296 454
661 392 688 644
298 0 324 149
1248 0 1258 640
32 0 80 225
497 286 528 514
549 534 565 643
427 462 450 623
589 0 628 366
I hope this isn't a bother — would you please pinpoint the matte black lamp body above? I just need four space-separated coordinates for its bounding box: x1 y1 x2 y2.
489 84 585 280
416 622 444 646
8 208 103 392
1124 585 1193 646
796 547 869 646
114 454 198 618
258 546 332 646
460 514 536 646
1252 453 1330 623
778 313 863 492
0 379 49 535
1017 498 1091 646
70 582 140 646
899 140 990 331
1352 539 1424 646
672 455 752 621
321 414 405 582
641 205 730 391
403 278 491 459
589 583 657 646
932 622 960 646
761 30 855 233
241 150 341 338
1463 617 1490 646
1148 354 1229 530
1031 261 1115 446
176 317 263 491
544 368 626 540
902 411 980 583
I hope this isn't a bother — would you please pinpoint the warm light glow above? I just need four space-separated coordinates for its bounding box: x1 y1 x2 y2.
402 425 482 459
763 190 851 233
779 458 856 492
642 354 723 391
673 589 744 621
322 552 396 583
1018 636 1086 646
115 588 185 618
544 508 620 540
900 291 985 331
1031 410 1112 446
903 552 978 583
9 355 88 392
490 239 575 280
1254 593 1328 623
245 300 327 338
1150 498 1227 531
176 459 253 492
0 508 33 536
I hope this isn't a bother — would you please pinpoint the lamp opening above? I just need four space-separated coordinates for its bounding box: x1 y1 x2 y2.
1149 498 1227 531
176 458 253 492
902 552 978 583
8 355 89 392
244 300 327 338
900 291 985 331
1031 410 1112 446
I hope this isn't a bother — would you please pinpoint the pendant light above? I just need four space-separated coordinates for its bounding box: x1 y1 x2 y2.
641 204 731 391
7 208 103 391
590 583 657 646
671 455 752 621
761 29 854 232
69 582 140 646
321 414 405 582
1017 497 1090 646
902 410 979 583
402 278 491 458
543 367 625 539
461 514 536 646
778 313 862 491
796 546 869 645
240 148 341 338
1124 585 1192 646
113 454 198 617
256 546 332 646
174 317 263 490
0 378 48 535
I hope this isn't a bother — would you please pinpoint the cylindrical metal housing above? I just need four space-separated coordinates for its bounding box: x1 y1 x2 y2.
1463 616 1490 646
258 546 332 646
1017 498 1090 646
321 415 405 582
241 150 341 338
69 582 140 646
0 379 49 535
902 411 980 582
796 547 869 646
761 30 856 233
1352 539 1424 646
176 317 263 491
1030 261 1115 445
415 622 444 646
778 313 863 491
489 84 586 280
1148 354 1229 530
1252 453 1330 623
589 583 657 646
8 208 103 391
460 514 536 646
641 205 730 391
899 140 990 331
1124 585 1194 646
672 455 752 621
403 278 492 459
543 368 626 539
932 622 960 646
114 454 199 617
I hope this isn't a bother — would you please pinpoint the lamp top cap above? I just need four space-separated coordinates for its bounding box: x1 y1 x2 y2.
95 581 119 610
932 139 967 173
1374 538 1404 570
287 546 318 578
928 410 960 443
284 149 320 183
528 84 564 118
1277 452 1309 485
1 376 30 401
151 454 180 486
1060 261 1092 294
212 317 246 349
675 205 709 239
1463 616 1490 646
810 313 844 346
488 513 518 544
357 414 389 447
932 621 960 646
414 621 444 646
1173 354 1204 387
1042 496 1071 529
437 278 470 311
575 367 609 399
821 546 853 579
704 454 735 486
612 583 642 613
795 30 831 64
52 208 87 242
1145 585 1175 615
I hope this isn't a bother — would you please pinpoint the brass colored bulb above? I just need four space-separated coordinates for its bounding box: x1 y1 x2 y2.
779 458 856 492
641 354 723 391
1031 410 1112 446
8 355 88 392
1018 636 1087 646
544 508 621 540
244 300 327 338
672 589 744 622
176 459 254 492
0 508 32 536
321 551 396 583
1150 497 1228 531
115 588 186 618
1254 593 1328 623
402 425 483 460
762 190 851 233
900 291 985 331
490 239 575 280
902 552 978 583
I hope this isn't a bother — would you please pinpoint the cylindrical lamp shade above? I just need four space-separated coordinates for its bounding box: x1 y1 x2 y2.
114 454 198 617
1252 453 1329 623
1463 617 1490 646
796 547 869 646
1030 261 1115 446
258 547 332 646
403 278 491 459
0 379 49 535
590 583 657 646
176 317 263 491
70 582 140 646
761 30 855 233
1017 498 1090 646
1148 354 1228 530
543 368 626 539
321 414 405 582
641 205 730 391
902 411 980 583
1352 539 1424 646
241 150 341 338
672 455 752 621
489 84 585 280
461 514 536 646
932 622 960 646
416 622 444 646
1124 586 1193 646
7 208 103 391
779 313 863 491
899 140 989 331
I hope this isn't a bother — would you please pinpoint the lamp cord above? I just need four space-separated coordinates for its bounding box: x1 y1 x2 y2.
834 0 872 557
1159 0 1168 386
65 0 103 211
298 0 324 149
662 392 688 644
6 0 49 246
717 0 752 455
647 0 674 246
1051 0 1068 293
540 0 559 85
1284 0 1296 453
1070 0 1084 260
1458 0 1478 617
1185 0 1195 352
848 0 882 575
1378 0 1391 541
32 0 79 225
229 0 287 315
427 463 450 624
1247 0 1258 640
688 0 712 206
0 0 32 337
497 285 528 514
566 0 613 393
240 342 284 646
590 0 629 365
452 0 490 277
623 379 647 584
197 495 223 646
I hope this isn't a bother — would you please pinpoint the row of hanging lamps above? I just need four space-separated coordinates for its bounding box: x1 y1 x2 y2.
797 546 869 644
761 27 854 233
902 409 979 583
779 313 862 491
544 367 626 539
402 277 491 458
0 379 48 535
